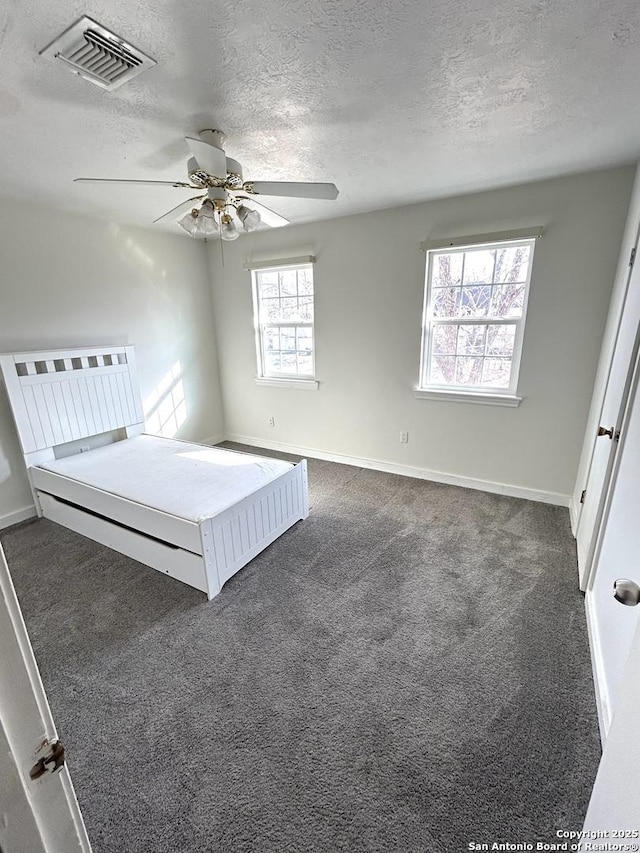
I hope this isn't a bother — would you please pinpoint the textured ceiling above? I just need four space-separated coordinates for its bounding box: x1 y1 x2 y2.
0 0 639 234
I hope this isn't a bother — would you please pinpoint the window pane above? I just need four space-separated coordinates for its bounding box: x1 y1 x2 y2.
280 270 297 296
279 297 299 319
433 288 461 317
263 328 280 352
463 249 494 285
486 324 516 356
297 354 313 375
432 324 457 355
455 357 484 385
494 246 530 284
432 253 463 287
281 353 297 373
456 325 486 355
265 351 282 373
298 269 313 295
460 285 491 317
429 355 456 384
258 273 278 298
261 298 282 321
490 284 525 318
298 296 314 321
482 358 511 388
296 327 313 352
280 329 296 352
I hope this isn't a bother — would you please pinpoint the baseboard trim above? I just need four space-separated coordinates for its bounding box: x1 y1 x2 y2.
0 505 37 531
585 592 609 746
202 433 226 446
224 433 571 507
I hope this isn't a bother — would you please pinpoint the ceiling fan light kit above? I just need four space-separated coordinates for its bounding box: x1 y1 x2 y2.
237 204 261 233
220 213 240 241
178 199 220 238
177 210 202 238
74 129 339 238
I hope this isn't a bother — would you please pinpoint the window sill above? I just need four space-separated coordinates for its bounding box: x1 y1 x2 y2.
255 377 319 391
413 388 522 407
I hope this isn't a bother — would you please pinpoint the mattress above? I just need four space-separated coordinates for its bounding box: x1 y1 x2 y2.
37 435 294 523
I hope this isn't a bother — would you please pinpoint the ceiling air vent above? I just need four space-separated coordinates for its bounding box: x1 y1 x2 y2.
40 17 156 91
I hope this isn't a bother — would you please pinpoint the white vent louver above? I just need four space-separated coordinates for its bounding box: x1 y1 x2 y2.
40 17 156 91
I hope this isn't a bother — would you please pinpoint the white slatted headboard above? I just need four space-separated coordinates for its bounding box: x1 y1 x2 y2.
0 345 145 458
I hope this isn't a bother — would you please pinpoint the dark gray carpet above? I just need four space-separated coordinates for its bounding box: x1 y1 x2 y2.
1 444 600 853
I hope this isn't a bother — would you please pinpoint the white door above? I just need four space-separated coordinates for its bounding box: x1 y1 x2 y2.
576 237 640 589
583 613 640 831
585 339 640 736
574 178 640 590
0 543 91 853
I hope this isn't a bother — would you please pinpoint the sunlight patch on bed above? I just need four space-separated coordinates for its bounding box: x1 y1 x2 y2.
176 450 259 466
144 361 187 438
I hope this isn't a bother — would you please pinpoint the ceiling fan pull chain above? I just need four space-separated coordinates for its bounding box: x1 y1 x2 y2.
219 212 225 268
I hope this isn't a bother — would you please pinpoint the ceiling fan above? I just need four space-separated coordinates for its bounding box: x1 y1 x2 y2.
74 130 339 240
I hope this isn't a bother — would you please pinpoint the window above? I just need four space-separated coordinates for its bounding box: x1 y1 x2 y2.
418 237 535 403
251 260 316 385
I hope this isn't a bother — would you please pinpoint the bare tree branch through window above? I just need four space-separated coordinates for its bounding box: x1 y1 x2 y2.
421 240 534 393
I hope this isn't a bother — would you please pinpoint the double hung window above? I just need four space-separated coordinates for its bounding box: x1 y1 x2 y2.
418 238 535 401
251 260 315 382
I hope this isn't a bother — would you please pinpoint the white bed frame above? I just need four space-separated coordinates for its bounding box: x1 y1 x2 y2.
0 346 308 600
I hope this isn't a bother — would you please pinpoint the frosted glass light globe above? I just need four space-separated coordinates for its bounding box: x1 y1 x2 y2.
220 213 240 241
177 210 199 237
237 204 261 232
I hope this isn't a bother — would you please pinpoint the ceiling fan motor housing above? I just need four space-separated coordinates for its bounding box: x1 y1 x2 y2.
206 187 228 209
198 129 226 151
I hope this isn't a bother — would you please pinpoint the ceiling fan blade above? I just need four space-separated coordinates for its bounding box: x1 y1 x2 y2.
184 137 227 178
74 178 195 188
236 196 289 228
245 181 339 200
153 196 205 225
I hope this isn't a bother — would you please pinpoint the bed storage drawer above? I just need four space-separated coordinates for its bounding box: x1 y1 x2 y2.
39 492 209 595
30 466 203 554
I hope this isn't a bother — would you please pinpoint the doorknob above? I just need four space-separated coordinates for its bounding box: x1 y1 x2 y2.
597 425 617 440
613 579 640 606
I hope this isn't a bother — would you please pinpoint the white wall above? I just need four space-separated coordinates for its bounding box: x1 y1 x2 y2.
209 167 634 504
0 197 224 527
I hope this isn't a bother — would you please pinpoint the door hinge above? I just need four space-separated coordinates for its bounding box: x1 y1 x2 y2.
597 424 616 440
630 247 636 268
580 489 586 504
30 739 66 780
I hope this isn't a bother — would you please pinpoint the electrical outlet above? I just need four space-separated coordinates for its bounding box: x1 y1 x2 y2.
268 416 276 427
399 431 409 444
80 445 90 453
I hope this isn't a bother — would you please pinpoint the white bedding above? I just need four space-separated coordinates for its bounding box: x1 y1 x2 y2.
37 435 293 523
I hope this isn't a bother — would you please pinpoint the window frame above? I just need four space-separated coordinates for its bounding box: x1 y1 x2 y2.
417 236 536 404
250 260 317 386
